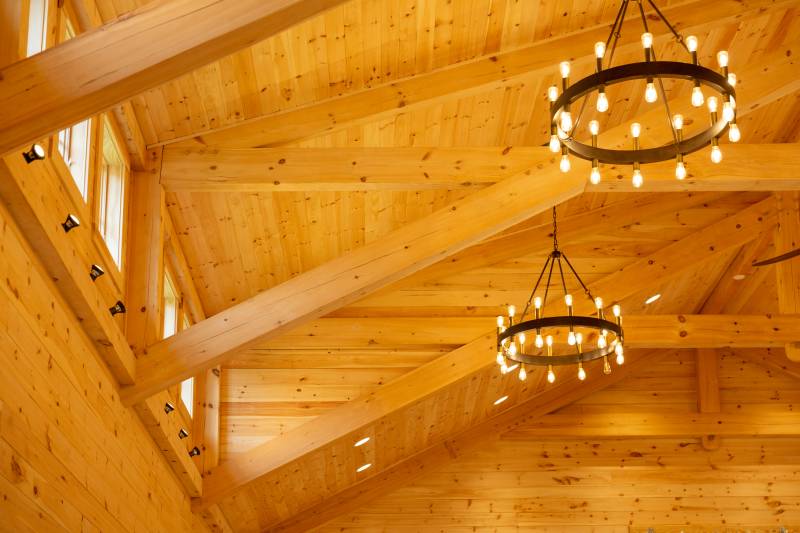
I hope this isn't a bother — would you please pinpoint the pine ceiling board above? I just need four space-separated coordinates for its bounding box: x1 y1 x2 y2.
322 349 800 531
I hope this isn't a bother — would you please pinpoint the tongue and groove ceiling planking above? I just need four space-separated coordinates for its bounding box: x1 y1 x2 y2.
85 0 800 530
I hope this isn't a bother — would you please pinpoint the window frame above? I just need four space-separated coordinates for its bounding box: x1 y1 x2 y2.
94 115 131 272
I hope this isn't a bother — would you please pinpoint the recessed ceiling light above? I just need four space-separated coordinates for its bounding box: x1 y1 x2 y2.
644 293 661 305
356 463 372 473
354 437 370 447
494 395 509 405
732 274 746 281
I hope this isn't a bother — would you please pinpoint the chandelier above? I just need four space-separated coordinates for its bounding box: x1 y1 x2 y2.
495 208 624 383
548 0 739 187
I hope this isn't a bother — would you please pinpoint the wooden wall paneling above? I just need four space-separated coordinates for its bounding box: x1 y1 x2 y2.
0 185 206 531
162 0 790 149
120 167 586 405
0 0 353 157
773 192 800 361
0 0 28 67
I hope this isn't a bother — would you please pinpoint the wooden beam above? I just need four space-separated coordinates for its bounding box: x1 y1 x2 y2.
250 314 800 350
0 0 350 156
695 349 721 450
160 0 790 149
584 144 800 193
120 168 586 405
124 147 204 496
504 411 800 439
160 146 542 191
159 144 800 192
774 192 800 361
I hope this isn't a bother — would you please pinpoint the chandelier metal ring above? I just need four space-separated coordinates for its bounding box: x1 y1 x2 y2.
498 316 622 366
551 61 736 164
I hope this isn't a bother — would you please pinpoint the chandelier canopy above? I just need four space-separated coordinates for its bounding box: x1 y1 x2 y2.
548 0 739 187
495 208 624 384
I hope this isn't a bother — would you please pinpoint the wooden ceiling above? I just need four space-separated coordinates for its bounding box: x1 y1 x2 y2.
67 0 800 530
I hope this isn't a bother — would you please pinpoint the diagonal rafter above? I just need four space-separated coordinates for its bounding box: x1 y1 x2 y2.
120 168 587 405
0 0 351 156
157 0 794 149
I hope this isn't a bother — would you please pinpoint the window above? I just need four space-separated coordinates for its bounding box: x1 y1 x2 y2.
180 378 194 418
97 119 127 267
56 19 93 199
26 0 49 56
58 120 92 199
163 272 179 339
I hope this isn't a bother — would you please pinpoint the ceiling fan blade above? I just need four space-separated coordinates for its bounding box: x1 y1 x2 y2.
752 248 800 267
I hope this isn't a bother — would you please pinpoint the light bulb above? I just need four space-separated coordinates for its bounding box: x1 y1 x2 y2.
598 335 607 349
560 154 571 173
548 85 559 102
729 123 741 143
577 363 586 381
575 332 583 347
612 304 621 317
568 331 576 345
496 315 504 327
565 294 573 307
672 114 684 130
727 73 737 87
717 50 729 68
590 166 601 185
500 362 509 374
589 120 600 136
508 342 517 356
675 161 687 180
547 366 556 383
518 366 527 381
559 61 571 79
496 352 504 365
549 134 561 153
507 305 516 318
518 333 526 345
707 96 718 113
615 343 625 365
632 169 643 188
534 296 542 309
595 41 606 58
560 111 573 133
603 357 612 375
711 145 722 164
645 82 657 103
595 297 603 309
691 86 704 107
546 335 553 347
596 91 609 112
535 334 544 348
686 35 698 52
630 122 641 138
722 101 734 123
641 32 654 49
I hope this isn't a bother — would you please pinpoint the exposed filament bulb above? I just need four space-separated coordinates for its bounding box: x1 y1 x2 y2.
645 82 658 103
691 86 704 107
549 134 561 153
547 365 556 383
675 161 687 180
603 356 612 375
560 154 571 173
535 334 544 349
596 90 609 112
590 166 601 185
560 111 573 133
577 362 586 381
728 123 741 143
632 169 643 188
615 343 625 365
518 365 527 381
711 145 723 164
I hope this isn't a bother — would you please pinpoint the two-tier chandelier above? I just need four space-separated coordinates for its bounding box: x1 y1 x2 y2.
548 0 739 188
496 208 624 384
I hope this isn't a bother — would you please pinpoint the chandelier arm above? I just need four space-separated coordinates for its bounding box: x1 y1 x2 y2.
520 253 552 320
542 250 556 311
606 0 631 69
560 251 595 305
644 20 681 151
647 0 691 55
556 253 569 298
604 0 628 66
